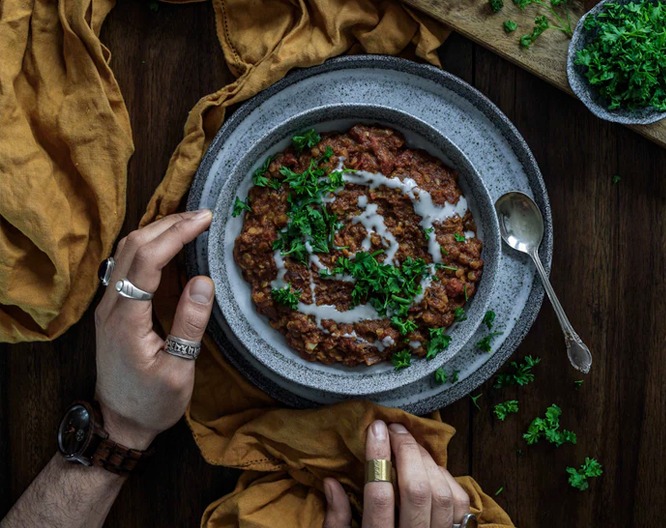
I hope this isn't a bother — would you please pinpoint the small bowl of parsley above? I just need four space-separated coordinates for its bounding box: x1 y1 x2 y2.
567 0 666 124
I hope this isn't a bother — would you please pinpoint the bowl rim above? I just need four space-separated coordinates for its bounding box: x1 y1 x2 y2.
207 102 502 395
566 0 666 125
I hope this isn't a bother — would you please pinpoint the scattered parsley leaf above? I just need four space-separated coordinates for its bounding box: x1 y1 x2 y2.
391 316 417 336
441 247 449 256
575 1 666 111
514 0 573 49
612 174 621 184
424 227 434 240
494 400 519 421
574 380 584 390
517 449 524 457
567 458 603 491
450 369 460 382
523 404 577 447
464 284 469 301
482 310 496 330
470 393 483 410
476 331 503 353
232 196 252 217
489 0 504 12
292 129 321 153
252 156 273 187
454 307 467 322
426 328 452 360
494 355 541 389
495 486 504 496
454 233 466 242
271 285 301 310
504 20 518 32
392 350 412 371
149 0 159 11
434 368 448 384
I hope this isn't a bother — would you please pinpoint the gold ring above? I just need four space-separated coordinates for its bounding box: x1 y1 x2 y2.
365 459 392 483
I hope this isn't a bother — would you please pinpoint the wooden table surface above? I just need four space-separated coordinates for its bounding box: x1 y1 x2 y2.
2 1 665 526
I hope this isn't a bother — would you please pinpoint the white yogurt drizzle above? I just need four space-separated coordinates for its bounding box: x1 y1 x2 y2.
271 158 472 328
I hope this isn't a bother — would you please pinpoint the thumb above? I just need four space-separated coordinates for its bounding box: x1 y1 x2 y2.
323 478 352 528
170 276 215 345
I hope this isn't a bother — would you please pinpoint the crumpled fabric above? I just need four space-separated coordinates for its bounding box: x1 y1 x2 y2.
1 0 515 525
0 0 133 343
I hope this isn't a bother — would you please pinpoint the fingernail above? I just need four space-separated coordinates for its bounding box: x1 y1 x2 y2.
371 420 387 441
192 209 212 221
323 480 333 503
389 423 409 434
190 278 214 304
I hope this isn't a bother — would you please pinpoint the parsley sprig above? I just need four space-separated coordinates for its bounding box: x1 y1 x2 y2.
292 130 321 153
524 404 577 447
232 197 252 217
271 285 301 310
514 0 573 49
566 458 603 491
575 0 666 111
494 400 519 421
392 350 412 371
494 355 541 389
476 331 503 353
426 328 452 360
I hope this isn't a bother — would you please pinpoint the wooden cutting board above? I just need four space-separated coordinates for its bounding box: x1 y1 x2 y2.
404 0 666 148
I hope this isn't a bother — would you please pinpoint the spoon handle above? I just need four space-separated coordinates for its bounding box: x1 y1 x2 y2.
530 250 593 374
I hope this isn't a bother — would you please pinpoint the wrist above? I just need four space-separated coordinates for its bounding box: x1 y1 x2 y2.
99 404 156 451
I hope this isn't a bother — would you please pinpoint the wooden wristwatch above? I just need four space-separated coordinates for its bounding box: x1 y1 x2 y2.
57 401 153 476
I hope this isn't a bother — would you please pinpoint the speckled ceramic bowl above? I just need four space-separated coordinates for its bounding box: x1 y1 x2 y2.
567 0 666 125
208 104 501 396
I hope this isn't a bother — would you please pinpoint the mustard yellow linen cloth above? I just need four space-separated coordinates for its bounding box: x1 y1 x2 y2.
0 0 515 525
0 0 133 343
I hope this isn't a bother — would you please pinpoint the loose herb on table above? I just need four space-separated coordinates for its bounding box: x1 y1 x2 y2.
566 458 603 491
494 400 519 421
523 404 577 447
612 174 621 185
489 0 504 13
515 0 574 49
574 380 584 390
504 20 518 32
494 355 541 389
470 393 483 410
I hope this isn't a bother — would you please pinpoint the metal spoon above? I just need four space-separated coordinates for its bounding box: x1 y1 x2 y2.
495 191 592 374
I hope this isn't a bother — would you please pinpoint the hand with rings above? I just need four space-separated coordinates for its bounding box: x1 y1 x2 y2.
323 421 475 528
93 210 215 451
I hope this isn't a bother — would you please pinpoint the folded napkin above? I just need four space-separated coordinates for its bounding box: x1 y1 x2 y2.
1 0 515 525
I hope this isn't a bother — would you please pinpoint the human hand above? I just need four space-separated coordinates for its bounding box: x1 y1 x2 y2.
94 210 214 450
323 421 471 528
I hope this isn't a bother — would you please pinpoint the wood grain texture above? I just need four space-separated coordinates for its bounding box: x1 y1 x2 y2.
2 3 666 527
403 0 666 149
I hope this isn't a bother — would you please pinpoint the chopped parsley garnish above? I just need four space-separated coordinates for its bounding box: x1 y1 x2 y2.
426 328 452 360
476 331 503 353
252 156 273 187
329 252 429 320
482 310 496 330
292 129 321 153
434 368 448 384
494 355 541 389
504 20 518 32
232 196 252 217
392 350 412 371
470 393 483 410
437 264 458 272
464 284 469 301
523 404 577 447
612 174 621 185
390 316 418 336
574 380 584 390
271 285 301 310
575 1 666 111
454 233 466 242
454 307 467 322
489 0 504 12
450 369 460 382
515 0 574 50
493 400 519 421
424 227 435 241
495 486 504 496
441 248 449 256
567 458 603 491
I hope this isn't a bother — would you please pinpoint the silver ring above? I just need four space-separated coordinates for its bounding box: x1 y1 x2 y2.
454 513 478 528
164 335 201 360
115 279 155 301
98 257 115 286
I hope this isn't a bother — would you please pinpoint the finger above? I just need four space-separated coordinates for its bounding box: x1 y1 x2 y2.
388 423 431 528
418 446 454 528
439 468 471 525
323 478 352 528
363 421 394 528
169 276 215 345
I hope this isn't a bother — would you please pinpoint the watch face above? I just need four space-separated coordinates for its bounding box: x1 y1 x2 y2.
58 404 91 456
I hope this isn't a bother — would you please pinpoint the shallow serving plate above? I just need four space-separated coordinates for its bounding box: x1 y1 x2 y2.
208 104 501 396
187 55 552 413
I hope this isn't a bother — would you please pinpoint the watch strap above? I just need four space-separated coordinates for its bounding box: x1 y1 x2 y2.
91 438 153 476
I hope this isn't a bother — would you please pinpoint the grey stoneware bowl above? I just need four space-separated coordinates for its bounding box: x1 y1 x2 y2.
208 104 501 396
567 0 666 125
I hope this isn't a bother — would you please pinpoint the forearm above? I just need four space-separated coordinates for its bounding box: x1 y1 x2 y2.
1 455 125 528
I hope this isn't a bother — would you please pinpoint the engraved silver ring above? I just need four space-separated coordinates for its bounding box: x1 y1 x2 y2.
164 335 201 360
115 279 155 301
